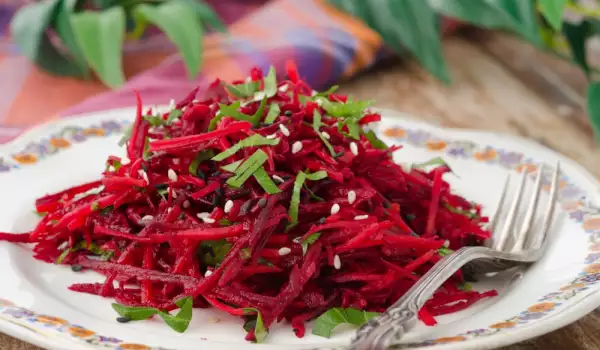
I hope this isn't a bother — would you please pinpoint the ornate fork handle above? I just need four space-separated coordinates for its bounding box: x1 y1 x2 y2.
349 246 537 350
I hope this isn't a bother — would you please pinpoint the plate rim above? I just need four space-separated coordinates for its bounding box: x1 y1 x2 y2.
0 107 599 350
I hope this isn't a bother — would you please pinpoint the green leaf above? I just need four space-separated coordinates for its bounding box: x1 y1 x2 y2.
134 2 203 79
242 308 268 343
289 171 307 226
314 85 340 97
54 0 90 78
363 129 388 149
226 149 269 188
313 110 336 156
312 308 380 338
413 156 447 169
218 102 252 122
317 98 374 119
157 296 193 333
11 0 85 77
332 0 450 82
250 97 268 126
539 0 567 31
200 239 232 266
253 167 281 194
55 248 71 264
264 104 281 124
305 171 328 181
587 82 600 139
428 0 540 45
225 81 260 98
167 109 183 124
563 21 590 75
212 134 280 161
221 159 243 173
345 121 360 140
438 246 454 257
70 7 126 88
263 66 278 98
301 232 321 255
189 150 214 176
177 0 227 33
289 171 328 226
112 303 158 320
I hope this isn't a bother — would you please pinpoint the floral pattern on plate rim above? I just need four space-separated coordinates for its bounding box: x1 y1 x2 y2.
0 120 597 349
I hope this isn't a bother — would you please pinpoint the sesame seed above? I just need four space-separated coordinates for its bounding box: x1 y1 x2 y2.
254 91 266 101
278 84 289 92
58 241 68 250
348 191 356 204
315 99 323 106
224 200 234 213
279 124 290 137
278 247 292 256
168 169 178 182
272 175 285 184
266 133 278 140
172 158 180 165
293 237 301 243
171 189 178 199
350 142 359 156
321 131 330 140
208 316 220 323
205 270 213 277
168 99 176 111
202 217 216 224
192 99 199 104
330 203 340 215
183 200 191 209
182 106 187 112
311 90 318 97
197 212 210 219
354 215 369 221
333 255 341 270
139 170 149 185
167 208 173 213
292 141 303 154
117 316 132 323
444 240 450 248
140 215 154 224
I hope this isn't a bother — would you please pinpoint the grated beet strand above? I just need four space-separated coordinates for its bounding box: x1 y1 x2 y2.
0 64 494 341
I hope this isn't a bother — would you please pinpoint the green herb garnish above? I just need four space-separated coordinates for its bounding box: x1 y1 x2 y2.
253 167 281 194
242 308 268 343
200 239 232 266
118 126 133 147
314 85 339 97
413 157 447 170
112 296 193 333
262 66 278 98
300 232 321 255
225 81 260 98
363 129 388 150
226 149 269 188
289 170 328 227
438 247 454 257
221 159 243 173
313 110 335 156
189 150 215 176
166 109 182 124
212 134 280 162
312 308 379 338
316 98 374 119
264 103 280 124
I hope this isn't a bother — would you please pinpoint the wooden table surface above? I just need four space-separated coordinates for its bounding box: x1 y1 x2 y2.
3 31 600 349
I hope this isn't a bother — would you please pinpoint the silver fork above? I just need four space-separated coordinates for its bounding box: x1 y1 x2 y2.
349 163 560 350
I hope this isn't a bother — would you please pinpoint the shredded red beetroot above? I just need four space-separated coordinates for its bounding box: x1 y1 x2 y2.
0 63 493 341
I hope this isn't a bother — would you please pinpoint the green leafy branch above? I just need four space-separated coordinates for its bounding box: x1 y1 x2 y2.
10 0 225 88
329 0 600 139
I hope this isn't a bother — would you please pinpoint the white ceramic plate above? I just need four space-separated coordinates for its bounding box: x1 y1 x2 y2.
0 108 598 350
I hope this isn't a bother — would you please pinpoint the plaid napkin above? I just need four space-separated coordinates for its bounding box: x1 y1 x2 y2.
0 0 454 143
